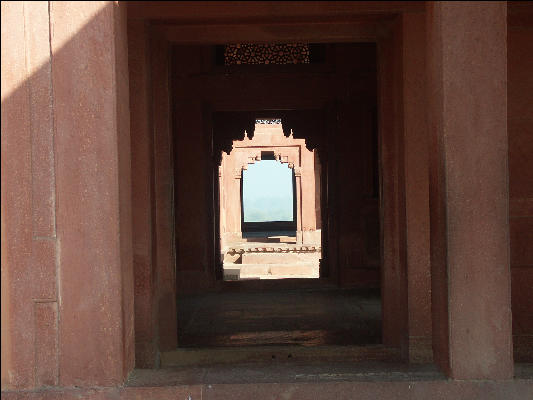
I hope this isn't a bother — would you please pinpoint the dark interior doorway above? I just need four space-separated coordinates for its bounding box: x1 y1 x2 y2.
172 42 382 350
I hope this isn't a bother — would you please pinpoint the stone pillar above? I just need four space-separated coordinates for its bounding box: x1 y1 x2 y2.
294 167 303 244
2 1 59 389
314 150 322 231
508 5 533 362
378 16 408 355
300 145 318 244
403 11 433 363
220 155 236 247
233 169 243 239
2 1 134 388
51 1 134 386
221 161 242 245
128 19 157 368
218 166 225 246
427 2 513 379
151 30 178 351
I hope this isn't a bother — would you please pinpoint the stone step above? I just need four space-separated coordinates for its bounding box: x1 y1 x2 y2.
228 243 321 252
241 252 320 264
224 263 319 279
160 344 401 368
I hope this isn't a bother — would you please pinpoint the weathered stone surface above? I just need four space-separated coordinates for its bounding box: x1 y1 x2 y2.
2 2 532 397
2 374 533 400
426 1 513 379
508 3 533 363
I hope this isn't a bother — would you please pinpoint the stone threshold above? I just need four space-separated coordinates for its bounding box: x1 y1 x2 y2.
128 361 444 387
161 344 400 368
2 365 531 399
125 363 532 387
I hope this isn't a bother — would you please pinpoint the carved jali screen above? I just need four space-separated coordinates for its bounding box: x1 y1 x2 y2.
224 43 310 65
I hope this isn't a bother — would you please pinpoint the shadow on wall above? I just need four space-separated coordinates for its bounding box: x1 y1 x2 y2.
2 2 138 389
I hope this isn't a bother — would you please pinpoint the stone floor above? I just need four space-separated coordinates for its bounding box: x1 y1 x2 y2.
6 366 532 400
176 288 382 348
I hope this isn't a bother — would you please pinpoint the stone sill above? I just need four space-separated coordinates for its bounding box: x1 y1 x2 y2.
126 363 533 387
2 364 531 399
127 361 444 387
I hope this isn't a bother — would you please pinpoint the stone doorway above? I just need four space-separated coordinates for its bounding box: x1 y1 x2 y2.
129 13 411 361
220 121 322 280
171 41 384 350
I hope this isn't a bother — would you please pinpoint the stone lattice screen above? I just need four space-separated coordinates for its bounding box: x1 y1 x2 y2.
255 119 282 124
224 43 310 65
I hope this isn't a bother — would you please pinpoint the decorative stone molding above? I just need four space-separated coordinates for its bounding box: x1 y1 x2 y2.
228 245 321 255
281 109 326 152
237 149 299 173
213 111 256 165
213 109 327 165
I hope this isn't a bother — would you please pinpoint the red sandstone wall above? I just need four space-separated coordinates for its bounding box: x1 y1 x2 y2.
2 3 529 395
172 47 215 294
334 44 380 287
1 1 134 389
426 2 513 377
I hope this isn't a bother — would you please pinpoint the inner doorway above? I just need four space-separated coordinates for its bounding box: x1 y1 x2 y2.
173 42 383 353
220 120 321 280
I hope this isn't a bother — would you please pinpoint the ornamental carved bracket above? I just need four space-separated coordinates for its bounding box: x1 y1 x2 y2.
213 111 256 165
281 109 326 153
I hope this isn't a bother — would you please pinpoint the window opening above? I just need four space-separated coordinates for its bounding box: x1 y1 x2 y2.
242 159 295 228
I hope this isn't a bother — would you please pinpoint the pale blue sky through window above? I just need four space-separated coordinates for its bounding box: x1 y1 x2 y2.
243 160 293 222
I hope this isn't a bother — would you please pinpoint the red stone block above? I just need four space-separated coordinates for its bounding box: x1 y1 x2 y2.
31 240 57 300
34 302 58 387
